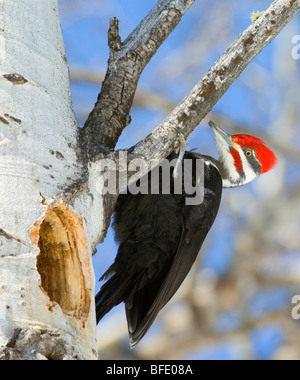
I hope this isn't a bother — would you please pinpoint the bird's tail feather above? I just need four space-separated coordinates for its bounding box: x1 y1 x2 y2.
95 274 128 324
125 269 170 347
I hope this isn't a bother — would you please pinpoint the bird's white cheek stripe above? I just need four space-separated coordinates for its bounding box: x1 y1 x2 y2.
216 139 240 186
237 146 257 185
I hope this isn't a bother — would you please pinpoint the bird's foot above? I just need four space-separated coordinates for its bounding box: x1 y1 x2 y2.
171 127 189 178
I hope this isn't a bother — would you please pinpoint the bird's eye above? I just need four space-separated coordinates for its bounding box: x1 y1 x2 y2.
245 150 253 157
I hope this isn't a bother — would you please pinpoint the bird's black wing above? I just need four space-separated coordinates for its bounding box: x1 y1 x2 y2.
126 160 223 346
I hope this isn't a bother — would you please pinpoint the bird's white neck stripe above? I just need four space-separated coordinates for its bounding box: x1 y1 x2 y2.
236 145 257 185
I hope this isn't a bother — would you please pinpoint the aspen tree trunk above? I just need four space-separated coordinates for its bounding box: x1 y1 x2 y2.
0 0 97 360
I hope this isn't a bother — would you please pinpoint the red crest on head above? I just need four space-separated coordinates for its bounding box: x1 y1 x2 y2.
232 135 278 174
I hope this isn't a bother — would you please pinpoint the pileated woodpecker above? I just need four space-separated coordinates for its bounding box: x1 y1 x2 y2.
96 121 277 347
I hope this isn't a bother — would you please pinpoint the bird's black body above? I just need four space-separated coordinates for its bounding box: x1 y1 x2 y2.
95 121 277 347
96 151 223 346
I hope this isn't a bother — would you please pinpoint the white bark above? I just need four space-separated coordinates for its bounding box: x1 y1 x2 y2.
0 0 97 360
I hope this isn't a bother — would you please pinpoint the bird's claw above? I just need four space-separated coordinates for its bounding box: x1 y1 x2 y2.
170 127 189 179
172 127 188 155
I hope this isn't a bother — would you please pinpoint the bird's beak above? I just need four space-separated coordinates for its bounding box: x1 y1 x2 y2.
208 121 235 149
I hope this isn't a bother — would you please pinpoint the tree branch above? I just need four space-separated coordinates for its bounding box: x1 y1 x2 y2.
128 0 300 162
80 0 195 159
70 67 300 162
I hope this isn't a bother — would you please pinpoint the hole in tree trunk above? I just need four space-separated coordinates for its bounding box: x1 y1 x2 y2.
30 204 92 324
